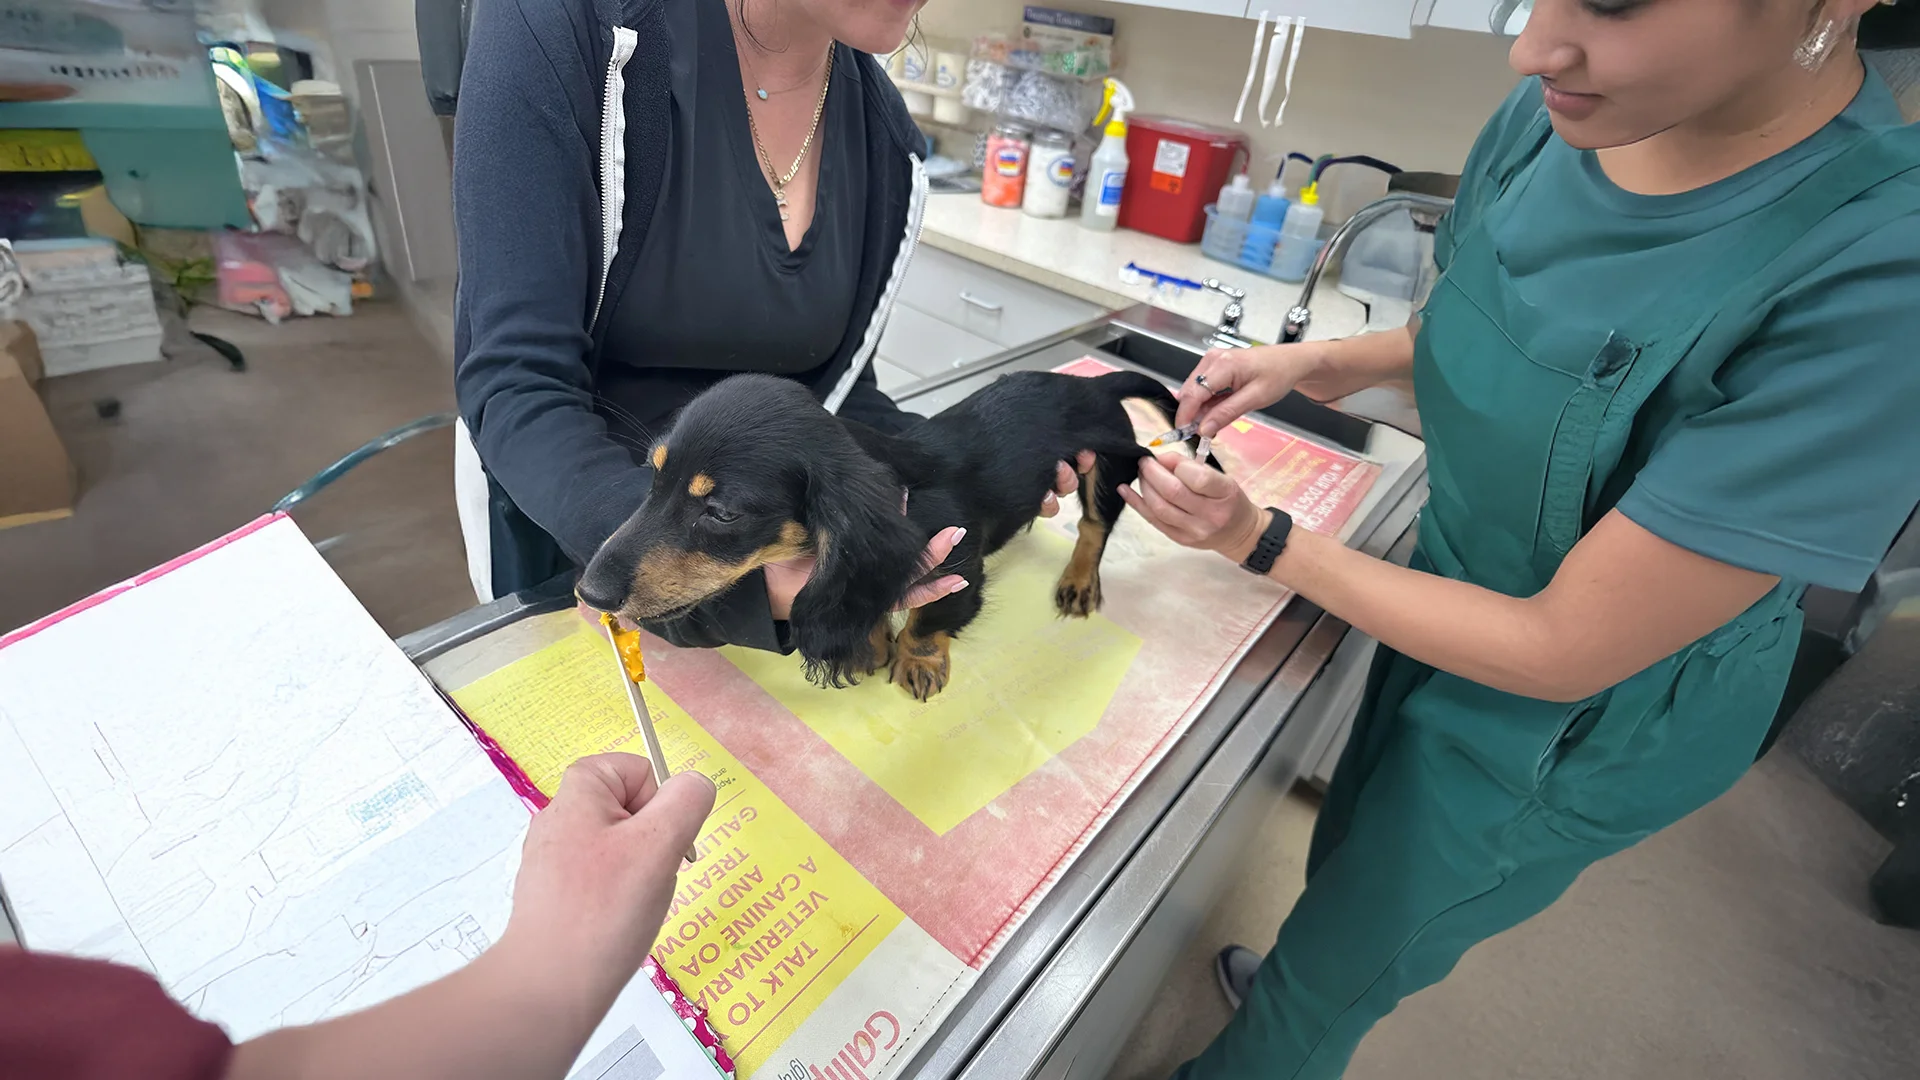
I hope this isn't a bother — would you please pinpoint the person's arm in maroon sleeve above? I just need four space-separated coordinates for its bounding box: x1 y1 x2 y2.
0 754 713 1080
0 947 233 1080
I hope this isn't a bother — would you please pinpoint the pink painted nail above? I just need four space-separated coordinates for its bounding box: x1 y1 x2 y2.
952 527 967 545
949 578 971 594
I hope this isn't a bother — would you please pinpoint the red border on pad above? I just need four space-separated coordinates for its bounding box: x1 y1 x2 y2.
0 512 287 651
646 958 739 1077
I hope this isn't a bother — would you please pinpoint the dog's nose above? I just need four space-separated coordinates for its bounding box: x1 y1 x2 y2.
574 571 628 615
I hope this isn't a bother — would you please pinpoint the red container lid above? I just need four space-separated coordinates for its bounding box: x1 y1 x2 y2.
1126 115 1246 147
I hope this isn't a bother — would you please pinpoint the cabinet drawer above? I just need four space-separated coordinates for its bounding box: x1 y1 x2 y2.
878 302 1002 377
897 246 1105 348
871 357 919 394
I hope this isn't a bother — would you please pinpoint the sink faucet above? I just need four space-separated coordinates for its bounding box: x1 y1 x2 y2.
1279 192 1453 344
1202 278 1249 350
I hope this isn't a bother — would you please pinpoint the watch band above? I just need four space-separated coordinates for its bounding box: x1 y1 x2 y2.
1241 508 1293 575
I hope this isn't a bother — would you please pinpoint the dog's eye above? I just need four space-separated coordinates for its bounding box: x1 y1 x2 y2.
704 505 740 525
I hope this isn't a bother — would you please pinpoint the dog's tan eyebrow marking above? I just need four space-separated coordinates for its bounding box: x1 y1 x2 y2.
651 444 668 470
688 473 715 497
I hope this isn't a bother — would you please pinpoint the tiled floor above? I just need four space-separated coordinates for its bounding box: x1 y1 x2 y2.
1115 754 1920 1080
0 303 473 640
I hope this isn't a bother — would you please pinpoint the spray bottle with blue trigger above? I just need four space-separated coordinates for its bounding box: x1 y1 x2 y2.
1080 78 1135 232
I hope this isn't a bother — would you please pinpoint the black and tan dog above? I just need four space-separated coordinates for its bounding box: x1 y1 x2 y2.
576 371 1212 700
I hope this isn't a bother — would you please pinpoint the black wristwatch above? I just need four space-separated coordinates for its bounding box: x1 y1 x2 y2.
1240 508 1293 575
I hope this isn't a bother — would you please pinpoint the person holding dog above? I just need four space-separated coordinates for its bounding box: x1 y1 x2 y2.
1120 1 1920 1077
451 0 1082 642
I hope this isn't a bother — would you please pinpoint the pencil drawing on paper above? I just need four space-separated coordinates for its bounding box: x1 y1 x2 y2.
0 518 532 1041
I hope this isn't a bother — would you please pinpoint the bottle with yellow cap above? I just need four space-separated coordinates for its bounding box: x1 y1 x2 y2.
1080 78 1134 232
1270 180 1324 282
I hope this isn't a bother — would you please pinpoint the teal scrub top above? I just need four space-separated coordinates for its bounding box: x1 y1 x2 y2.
1438 73 1920 593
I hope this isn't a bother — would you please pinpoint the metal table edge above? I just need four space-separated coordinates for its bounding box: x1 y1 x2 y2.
398 576 577 663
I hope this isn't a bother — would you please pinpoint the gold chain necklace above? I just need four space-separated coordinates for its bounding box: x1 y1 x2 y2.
743 46 833 222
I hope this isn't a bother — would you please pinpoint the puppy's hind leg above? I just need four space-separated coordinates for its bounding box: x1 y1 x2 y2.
1054 454 1131 617
862 617 895 677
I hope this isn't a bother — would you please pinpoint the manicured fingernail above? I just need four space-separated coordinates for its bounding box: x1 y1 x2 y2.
949 578 970 594
952 527 967 544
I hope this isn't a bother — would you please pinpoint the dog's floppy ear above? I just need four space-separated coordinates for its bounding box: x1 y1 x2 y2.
789 452 925 688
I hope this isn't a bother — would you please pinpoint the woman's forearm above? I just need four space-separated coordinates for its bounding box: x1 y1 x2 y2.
1261 524 1579 700
1232 507 1776 704
1295 320 1418 403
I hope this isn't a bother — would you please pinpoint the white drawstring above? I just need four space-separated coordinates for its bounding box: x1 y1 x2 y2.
1257 17 1289 127
1233 10 1268 125
1272 17 1306 128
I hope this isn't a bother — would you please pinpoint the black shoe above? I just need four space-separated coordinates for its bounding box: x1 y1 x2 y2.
1213 944 1262 1011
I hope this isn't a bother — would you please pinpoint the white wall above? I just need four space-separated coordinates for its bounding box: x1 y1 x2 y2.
231 0 421 101
316 0 423 91
914 1 1520 218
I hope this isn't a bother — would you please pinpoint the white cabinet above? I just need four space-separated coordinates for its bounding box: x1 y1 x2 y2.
876 247 1106 388
1423 0 1499 33
1116 0 1249 17
1111 0 1422 38
1265 0 1421 38
878 304 1002 378
871 358 921 394
896 247 1105 350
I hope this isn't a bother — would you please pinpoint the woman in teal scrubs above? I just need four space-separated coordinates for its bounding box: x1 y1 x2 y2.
1123 1 1920 1076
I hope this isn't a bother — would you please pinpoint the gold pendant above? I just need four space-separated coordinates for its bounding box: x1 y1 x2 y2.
775 188 789 221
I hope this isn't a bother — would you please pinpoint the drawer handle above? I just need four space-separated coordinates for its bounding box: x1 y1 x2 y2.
958 291 1003 314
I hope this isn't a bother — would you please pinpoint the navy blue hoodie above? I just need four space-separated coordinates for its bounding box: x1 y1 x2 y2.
451 0 927 649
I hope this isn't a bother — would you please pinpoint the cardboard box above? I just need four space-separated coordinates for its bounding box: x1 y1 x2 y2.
0 321 75 530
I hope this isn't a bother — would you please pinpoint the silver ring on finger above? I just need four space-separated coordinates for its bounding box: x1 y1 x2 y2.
1194 372 1232 396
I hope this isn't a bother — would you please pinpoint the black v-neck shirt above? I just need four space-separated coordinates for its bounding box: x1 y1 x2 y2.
608 0 867 382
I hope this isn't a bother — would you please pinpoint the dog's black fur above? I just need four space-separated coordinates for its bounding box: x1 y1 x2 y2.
577 370 1213 699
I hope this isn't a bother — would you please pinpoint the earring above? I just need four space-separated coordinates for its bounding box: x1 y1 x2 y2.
1794 13 1864 72
1795 17 1840 71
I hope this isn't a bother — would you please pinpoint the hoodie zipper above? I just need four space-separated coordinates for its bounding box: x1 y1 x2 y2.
590 26 639 333
824 154 928 414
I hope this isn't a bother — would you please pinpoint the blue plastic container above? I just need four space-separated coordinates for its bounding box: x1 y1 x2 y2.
1200 204 1323 281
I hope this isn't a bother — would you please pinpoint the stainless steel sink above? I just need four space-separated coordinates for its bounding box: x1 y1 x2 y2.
895 303 1373 453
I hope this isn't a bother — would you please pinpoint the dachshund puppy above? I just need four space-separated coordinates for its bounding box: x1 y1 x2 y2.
577 371 1212 700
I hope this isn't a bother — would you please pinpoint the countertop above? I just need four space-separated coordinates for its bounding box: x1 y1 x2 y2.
918 192 1373 345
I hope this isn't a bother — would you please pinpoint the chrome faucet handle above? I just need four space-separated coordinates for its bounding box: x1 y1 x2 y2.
1202 278 1247 341
1282 304 1312 344
1202 278 1246 302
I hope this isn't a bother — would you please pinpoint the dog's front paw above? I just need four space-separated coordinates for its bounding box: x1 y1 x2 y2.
1054 572 1102 618
890 631 951 701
